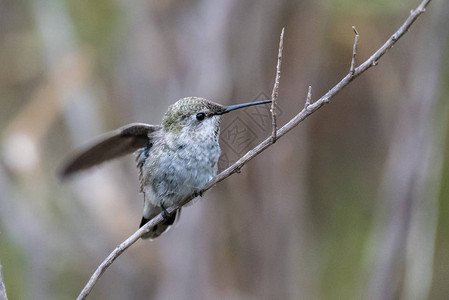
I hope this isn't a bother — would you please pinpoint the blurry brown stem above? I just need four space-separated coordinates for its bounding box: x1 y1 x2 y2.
77 0 431 298
271 27 284 143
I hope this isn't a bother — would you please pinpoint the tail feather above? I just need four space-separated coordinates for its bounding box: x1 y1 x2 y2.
140 210 178 240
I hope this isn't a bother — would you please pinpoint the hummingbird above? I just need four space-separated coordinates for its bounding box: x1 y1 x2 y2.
61 97 271 239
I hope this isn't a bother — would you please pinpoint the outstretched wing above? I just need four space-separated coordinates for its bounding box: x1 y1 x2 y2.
60 123 161 178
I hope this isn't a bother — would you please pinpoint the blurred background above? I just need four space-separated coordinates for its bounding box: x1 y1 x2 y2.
0 0 448 299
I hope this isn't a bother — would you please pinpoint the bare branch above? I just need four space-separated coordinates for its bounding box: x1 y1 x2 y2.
77 1 432 298
350 26 359 76
76 214 165 300
271 27 284 143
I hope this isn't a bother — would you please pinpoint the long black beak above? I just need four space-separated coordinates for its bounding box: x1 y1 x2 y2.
217 100 272 115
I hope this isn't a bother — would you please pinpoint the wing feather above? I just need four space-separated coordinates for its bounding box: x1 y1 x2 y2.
60 123 160 178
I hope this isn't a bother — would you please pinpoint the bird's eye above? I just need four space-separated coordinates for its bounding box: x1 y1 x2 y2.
196 113 206 121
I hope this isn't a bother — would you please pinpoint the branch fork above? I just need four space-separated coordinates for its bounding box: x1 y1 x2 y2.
304 86 313 111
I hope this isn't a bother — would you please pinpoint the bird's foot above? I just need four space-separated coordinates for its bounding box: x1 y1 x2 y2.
194 190 203 198
160 203 171 220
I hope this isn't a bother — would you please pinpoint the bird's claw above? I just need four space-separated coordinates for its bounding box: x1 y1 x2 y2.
160 203 171 220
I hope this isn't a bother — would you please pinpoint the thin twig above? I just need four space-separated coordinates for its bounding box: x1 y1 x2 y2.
350 26 359 76
271 27 284 143
77 1 432 298
304 86 312 109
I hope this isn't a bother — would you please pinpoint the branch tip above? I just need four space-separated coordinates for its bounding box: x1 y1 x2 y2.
350 26 359 76
305 86 312 109
271 27 284 143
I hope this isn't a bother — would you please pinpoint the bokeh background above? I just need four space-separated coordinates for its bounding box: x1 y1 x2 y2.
1 0 448 299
